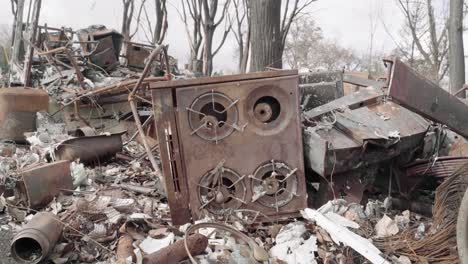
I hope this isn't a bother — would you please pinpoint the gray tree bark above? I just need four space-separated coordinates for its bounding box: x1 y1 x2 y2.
449 0 465 98
10 0 25 66
201 0 231 76
250 0 282 72
152 0 168 45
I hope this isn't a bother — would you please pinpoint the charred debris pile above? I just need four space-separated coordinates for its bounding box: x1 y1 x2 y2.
0 24 468 264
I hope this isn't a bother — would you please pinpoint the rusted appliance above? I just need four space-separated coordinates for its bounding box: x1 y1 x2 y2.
125 41 153 69
152 70 307 224
77 25 123 71
303 86 430 203
11 212 63 264
0 87 49 143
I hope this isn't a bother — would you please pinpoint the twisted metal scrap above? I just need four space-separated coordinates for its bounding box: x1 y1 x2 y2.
375 162 468 263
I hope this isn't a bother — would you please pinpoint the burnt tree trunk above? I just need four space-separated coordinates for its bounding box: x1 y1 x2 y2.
203 29 214 75
152 0 168 45
449 0 465 97
250 0 282 72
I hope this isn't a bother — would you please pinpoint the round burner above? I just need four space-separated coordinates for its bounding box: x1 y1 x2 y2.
188 92 239 142
253 96 281 123
198 167 246 215
245 85 293 136
251 161 298 208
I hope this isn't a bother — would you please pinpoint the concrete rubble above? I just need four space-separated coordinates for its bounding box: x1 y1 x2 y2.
0 19 468 264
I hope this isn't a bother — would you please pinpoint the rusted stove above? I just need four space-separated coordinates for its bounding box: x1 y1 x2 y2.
151 70 307 224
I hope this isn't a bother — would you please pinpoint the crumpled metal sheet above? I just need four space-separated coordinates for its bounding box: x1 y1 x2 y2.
303 87 429 176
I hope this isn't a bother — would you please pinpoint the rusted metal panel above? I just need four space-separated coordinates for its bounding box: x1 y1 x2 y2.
149 70 298 89
152 88 191 225
299 71 344 110
11 212 63 264
343 74 386 89
17 160 73 209
386 58 468 138
0 87 49 142
152 70 307 224
54 132 124 165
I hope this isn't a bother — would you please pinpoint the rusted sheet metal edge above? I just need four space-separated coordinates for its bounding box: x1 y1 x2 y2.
149 70 298 89
343 74 386 89
151 88 191 224
304 87 384 121
386 58 468 138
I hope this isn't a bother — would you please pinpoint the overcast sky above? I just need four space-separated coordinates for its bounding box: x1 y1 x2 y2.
0 0 463 74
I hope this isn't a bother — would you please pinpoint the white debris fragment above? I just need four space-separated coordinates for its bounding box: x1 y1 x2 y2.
395 210 410 230
139 233 174 254
302 208 390 264
375 215 399 238
269 222 318 264
325 212 360 229
129 213 152 220
71 162 88 186
396 255 412 264
414 223 426 240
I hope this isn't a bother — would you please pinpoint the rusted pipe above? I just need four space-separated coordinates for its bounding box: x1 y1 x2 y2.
11 212 63 264
54 132 124 165
142 234 208 264
73 126 97 137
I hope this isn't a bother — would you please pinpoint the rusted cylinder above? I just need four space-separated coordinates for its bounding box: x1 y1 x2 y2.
11 212 63 264
142 234 208 264
54 131 125 164
73 126 97 137
0 87 49 143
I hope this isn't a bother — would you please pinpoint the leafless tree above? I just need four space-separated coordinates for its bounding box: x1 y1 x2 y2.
0 25 12 72
180 0 204 73
395 0 449 83
140 0 168 45
201 0 231 76
284 16 363 72
448 0 465 97
250 0 317 72
232 0 250 73
121 0 136 42
180 0 231 76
